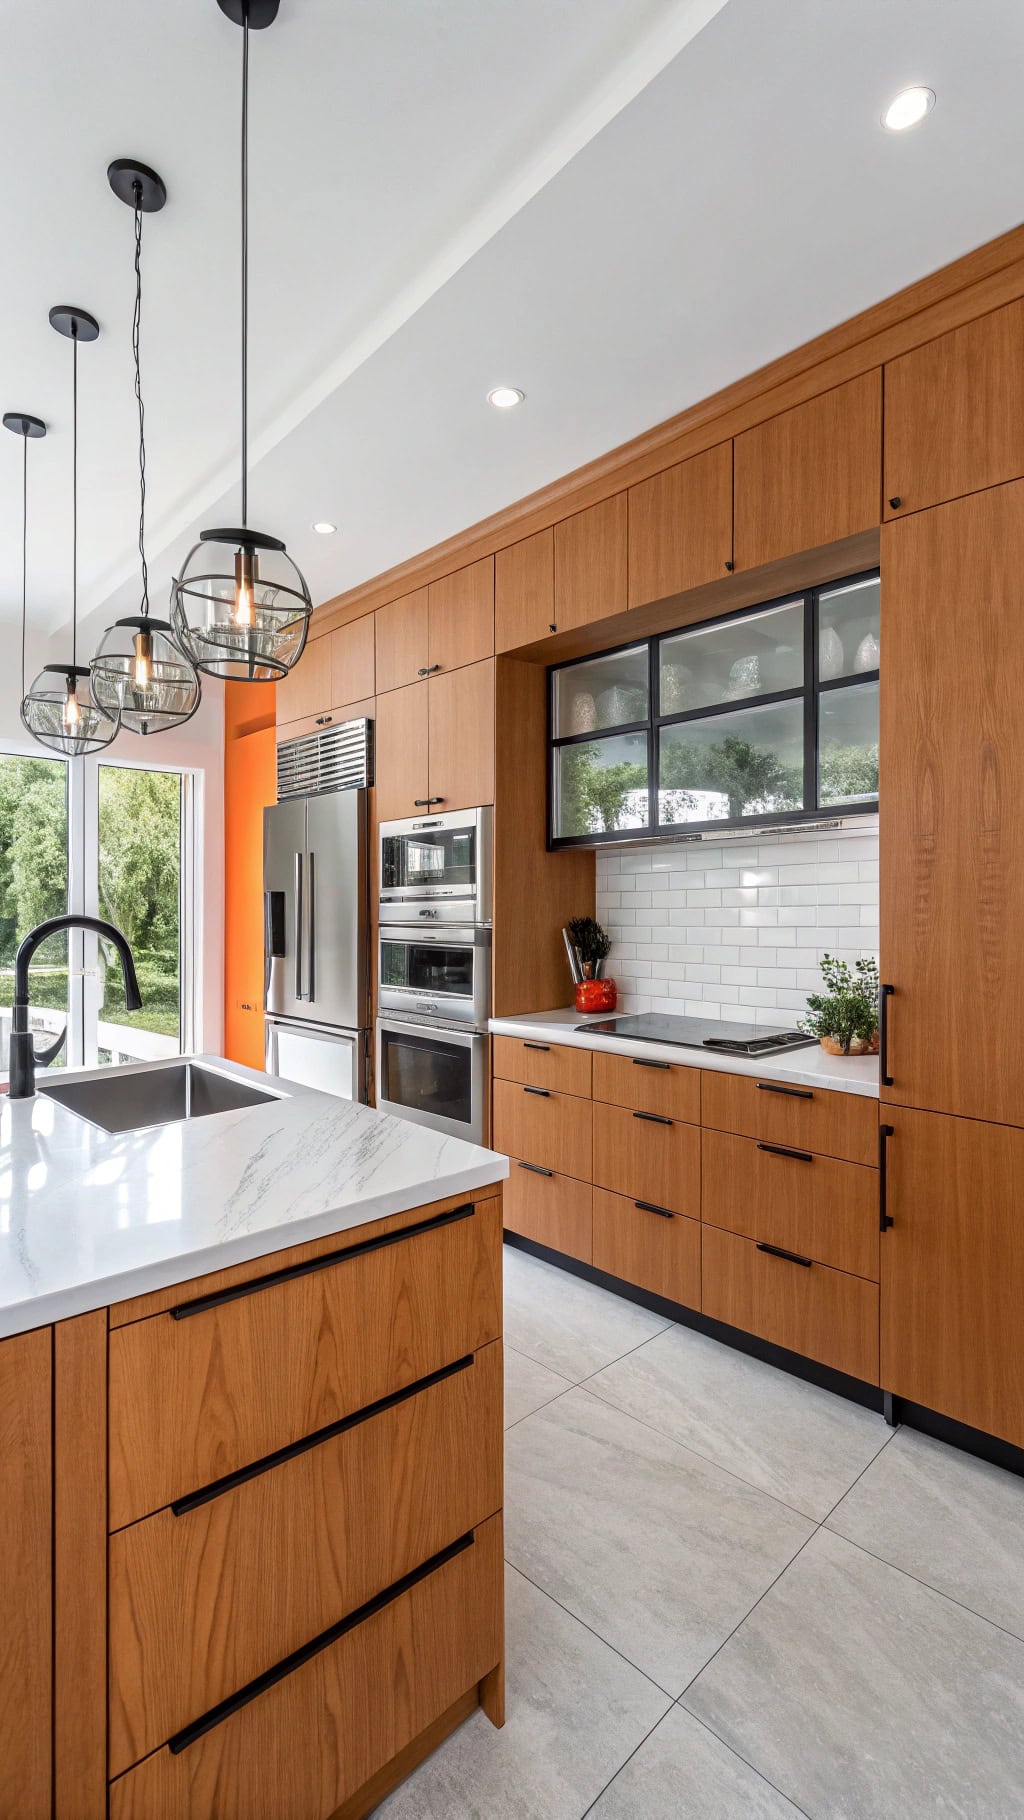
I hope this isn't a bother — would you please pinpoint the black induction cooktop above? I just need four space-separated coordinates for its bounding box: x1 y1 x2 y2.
577 1013 816 1057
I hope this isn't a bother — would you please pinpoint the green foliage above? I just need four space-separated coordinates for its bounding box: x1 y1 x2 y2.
659 735 802 821
567 916 610 966
0 757 68 966
558 746 647 835
819 742 879 804
800 954 880 1052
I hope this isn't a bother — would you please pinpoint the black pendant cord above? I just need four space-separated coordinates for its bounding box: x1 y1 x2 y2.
71 326 78 672
133 184 150 618
20 432 27 700
240 9 249 529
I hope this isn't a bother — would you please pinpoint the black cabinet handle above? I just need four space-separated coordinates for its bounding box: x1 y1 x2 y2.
314 713 332 726
413 797 445 807
879 983 895 1086
888 496 902 510
523 1042 550 1052
756 1242 813 1268
756 1081 813 1100
757 1142 813 1163
523 1085 550 1097
724 559 735 571
635 1199 674 1219
518 1160 553 1177
632 1057 669 1070
879 1123 895 1230
632 1110 672 1126
417 664 441 676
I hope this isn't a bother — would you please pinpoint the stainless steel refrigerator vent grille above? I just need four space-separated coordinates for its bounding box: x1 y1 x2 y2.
277 719 374 800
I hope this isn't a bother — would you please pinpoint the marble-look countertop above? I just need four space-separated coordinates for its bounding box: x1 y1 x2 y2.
489 1008 880 1098
0 1055 507 1339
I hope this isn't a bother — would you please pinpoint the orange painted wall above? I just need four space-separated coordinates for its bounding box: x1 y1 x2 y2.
223 681 276 1069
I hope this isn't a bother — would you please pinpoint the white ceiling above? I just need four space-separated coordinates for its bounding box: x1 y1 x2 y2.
3 0 1024 668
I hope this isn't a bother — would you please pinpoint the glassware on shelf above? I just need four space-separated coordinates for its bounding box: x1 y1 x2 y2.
854 631 880 672
722 653 761 700
819 624 845 681
568 690 598 734
596 683 647 727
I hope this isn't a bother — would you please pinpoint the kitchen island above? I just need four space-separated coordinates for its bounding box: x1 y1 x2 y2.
0 1057 508 1820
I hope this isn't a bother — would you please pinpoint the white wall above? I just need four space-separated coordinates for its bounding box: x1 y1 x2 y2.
596 823 879 1026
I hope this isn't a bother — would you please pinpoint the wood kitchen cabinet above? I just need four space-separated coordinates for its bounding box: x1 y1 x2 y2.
374 659 495 820
628 442 734 608
276 616 375 737
553 493 628 630
375 587 429 692
880 1108 1024 1450
329 612 376 704
702 1224 878 1385
274 629 333 725
374 679 430 820
884 299 1024 518
428 557 494 672
592 1187 700 1309
495 528 554 652
880 483 1024 1125
0 1327 51 1820
733 371 882 570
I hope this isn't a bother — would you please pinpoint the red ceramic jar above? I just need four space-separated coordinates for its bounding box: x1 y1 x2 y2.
575 976 617 1014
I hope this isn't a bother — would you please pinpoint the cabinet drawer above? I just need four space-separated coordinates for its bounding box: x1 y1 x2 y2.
701 1070 877 1166
492 1079 593 1182
593 1050 699 1122
108 1197 502 1530
493 1035 592 1098
593 1102 699 1218
702 1129 879 1281
702 1225 878 1384
109 1513 503 1820
109 1342 502 1775
592 1187 700 1309
503 1163 592 1262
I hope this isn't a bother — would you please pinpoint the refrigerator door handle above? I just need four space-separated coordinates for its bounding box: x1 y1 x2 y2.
306 851 316 1003
294 852 304 1000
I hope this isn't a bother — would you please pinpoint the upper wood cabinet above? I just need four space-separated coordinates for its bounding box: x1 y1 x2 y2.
881 1107 1024 1450
373 680 429 821
733 372 882 570
428 557 494 672
373 659 495 821
375 588 428 693
330 614 375 706
495 529 554 652
273 631 333 725
0 1328 51 1820
884 299 1024 518
880 482 1024 1126
628 442 733 608
554 493 627 630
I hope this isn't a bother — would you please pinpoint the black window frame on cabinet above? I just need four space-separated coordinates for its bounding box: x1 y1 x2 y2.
546 567 879 850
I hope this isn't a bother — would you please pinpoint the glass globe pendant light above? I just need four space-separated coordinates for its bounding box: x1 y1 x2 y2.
171 0 313 682
4 409 47 734
21 308 120 756
92 162 201 734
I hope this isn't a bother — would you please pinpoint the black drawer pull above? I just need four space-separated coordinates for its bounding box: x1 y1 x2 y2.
170 1355 474 1518
417 664 442 676
632 1058 669 1070
170 1203 475 1319
879 983 895 1086
517 1160 553 1177
635 1199 674 1220
756 1242 813 1268
756 1081 813 1101
413 796 445 807
523 1085 550 1098
757 1142 813 1163
523 1042 550 1052
167 1530 475 1755
632 1110 672 1126
879 1123 895 1230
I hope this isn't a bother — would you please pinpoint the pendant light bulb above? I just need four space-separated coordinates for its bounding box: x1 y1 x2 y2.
132 626 153 688
62 681 80 729
234 548 256 626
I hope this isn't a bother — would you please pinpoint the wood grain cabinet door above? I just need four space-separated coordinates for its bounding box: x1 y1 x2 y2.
274 630 333 726
0 1328 51 1820
330 614 376 707
880 1108 1024 1449
427 659 495 811
428 557 494 673
495 529 554 652
628 442 733 608
733 371 881 570
880 484 1024 1124
375 588 428 693
553 493 628 631
884 299 1024 518
374 680 429 820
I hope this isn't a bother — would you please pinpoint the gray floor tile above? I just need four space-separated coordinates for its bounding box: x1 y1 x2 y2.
683 1526 1024 1820
586 1706 806 1819
375 1564 671 1820
827 1425 1024 1641
502 1245 670 1383
586 1322 890 1519
505 1388 812 1695
504 1343 572 1429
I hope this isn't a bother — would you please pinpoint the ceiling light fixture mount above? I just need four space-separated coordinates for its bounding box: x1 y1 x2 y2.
882 86 935 132
487 386 525 409
172 0 312 682
92 159 202 736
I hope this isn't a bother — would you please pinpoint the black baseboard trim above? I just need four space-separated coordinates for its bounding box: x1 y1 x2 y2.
504 1231 1024 1478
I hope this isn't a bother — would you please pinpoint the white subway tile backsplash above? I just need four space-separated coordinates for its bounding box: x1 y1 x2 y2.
597 824 879 1026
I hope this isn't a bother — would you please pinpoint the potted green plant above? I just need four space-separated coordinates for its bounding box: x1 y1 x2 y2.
799 954 880 1056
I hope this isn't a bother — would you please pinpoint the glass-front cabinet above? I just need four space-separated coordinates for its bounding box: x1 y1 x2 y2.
549 570 879 845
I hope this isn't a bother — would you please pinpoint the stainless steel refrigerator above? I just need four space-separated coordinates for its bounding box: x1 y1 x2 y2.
263 788 369 1099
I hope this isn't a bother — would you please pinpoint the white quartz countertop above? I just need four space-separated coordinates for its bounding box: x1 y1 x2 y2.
0 1055 507 1339
489 1008 880 1098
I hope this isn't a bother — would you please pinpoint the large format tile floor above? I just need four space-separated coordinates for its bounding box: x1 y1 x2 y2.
379 1246 1024 1819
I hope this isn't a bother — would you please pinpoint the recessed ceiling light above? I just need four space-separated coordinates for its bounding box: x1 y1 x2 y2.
487 386 525 410
882 86 935 132
312 521 337 535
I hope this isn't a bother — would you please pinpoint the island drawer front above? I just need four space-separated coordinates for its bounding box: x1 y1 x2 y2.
700 1070 877 1166
701 1225 879 1384
493 1036 592 1099
592 1187 700 1309
593 1050 700 1124
503 1164 592 1262
108 1341 503 1776
108 1196 502 1531
593 1103 700 1219
109 1513 503 1820
701 1129 880 1281
492 1079 593 1182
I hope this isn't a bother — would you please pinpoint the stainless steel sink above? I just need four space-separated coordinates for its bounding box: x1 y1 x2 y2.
40 1061 278 1135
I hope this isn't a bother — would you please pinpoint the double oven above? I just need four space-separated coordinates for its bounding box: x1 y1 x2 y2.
375 807 492 1145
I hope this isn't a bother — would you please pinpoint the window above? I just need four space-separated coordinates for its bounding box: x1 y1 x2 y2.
95 765 184 1065
549 570 879 846
0 754 70 1067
